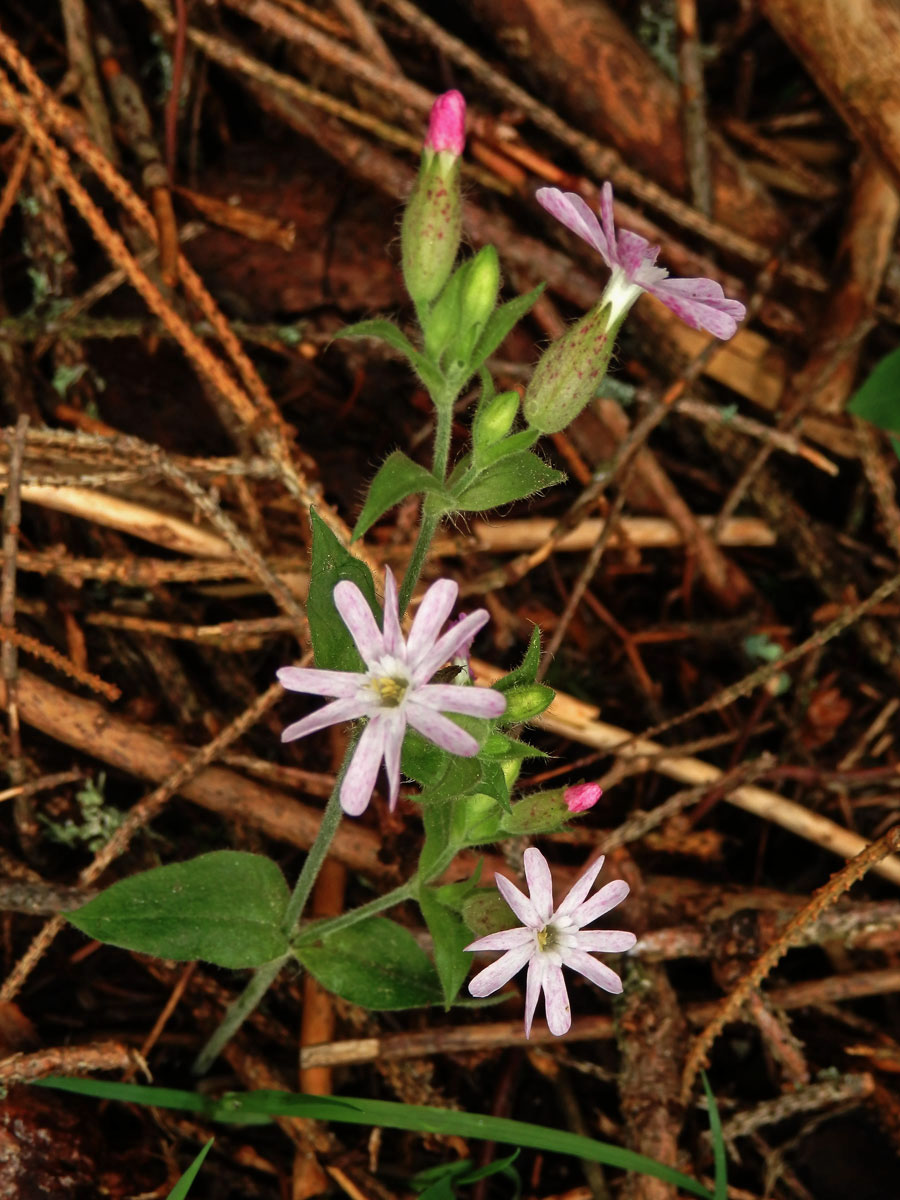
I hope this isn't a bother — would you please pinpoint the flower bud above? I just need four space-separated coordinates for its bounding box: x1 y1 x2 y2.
462 886 517 937
523 301 619 433
461 245 499 332
473 390 518 449
425 89 466 157
501 683 554 723
564 782 602 813
401 92 466 306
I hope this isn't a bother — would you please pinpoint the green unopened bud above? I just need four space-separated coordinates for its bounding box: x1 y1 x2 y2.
461 245 499 332
473 390 518 449
501 683 554 723
401 155 462 306
462 887 516 937
523 301 620 433
423 260 469 360
499 787 570 835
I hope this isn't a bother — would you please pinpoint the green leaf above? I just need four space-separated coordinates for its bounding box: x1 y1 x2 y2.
402 728 452 787
36 1079 714 1199
474 428 540 470
494 626 541 692
338 318 443 395
454 451 564 512
296 917 442 1009
67 852 290 969
848 346 900 433
433 860 483 912
418 886 472 1007
414 1151 520 1200
168 1139 214 1200
478 760 511 813
353 451 450 541
308 509 379 671
479 732 546 760
469 284 545 370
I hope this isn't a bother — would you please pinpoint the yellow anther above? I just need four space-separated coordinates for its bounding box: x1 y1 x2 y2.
372 675 407 707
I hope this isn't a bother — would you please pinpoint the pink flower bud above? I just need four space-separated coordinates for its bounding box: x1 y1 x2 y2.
424 90 466 157
564 783 602 814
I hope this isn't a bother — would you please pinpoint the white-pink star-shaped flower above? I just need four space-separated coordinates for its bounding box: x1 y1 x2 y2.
537 182 746 339
277 570 506 816
466 847 636 1037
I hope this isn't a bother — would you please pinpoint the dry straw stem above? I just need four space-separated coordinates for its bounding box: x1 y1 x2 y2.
0 628 120 701
471 659 900 887
0 1040 143 1085
681 823 900 1100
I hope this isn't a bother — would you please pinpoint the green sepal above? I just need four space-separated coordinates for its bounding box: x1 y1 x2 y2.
67 851 291 969
353 450 450 540
307 510 379 671
295 916 442 1010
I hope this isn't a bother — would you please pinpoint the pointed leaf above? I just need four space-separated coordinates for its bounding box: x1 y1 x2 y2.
339 318 443 394
168 1139 214 1200
469 284 546 370
353 451 450 541
454 451 564 512
493 626 541 691
67 852 290 968
848 346 900 433
419 886 472 1006
296 917 442 1009
308 509 379 671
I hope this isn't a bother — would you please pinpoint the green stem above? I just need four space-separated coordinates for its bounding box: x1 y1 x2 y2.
431 388 455 482
193 954 287 1075
398 501 440 615
293 879 416 948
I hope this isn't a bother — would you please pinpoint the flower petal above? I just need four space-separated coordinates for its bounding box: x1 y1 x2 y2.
381 568 404 657
523 848 554 924
599 182 619 266
414 682 507 718
541 963 571 1035
467 940 534 997
339 719 386 815
466 927 534 953
494 872 541 928
406 577 458 669
411 608 490 684
381 714 405 810
649 277 745 339
276 666 363 698
280 696 369 743
333 580 384 666
570 879 630 928
561 949 624 994
572 930 637 953
536 187 611 265
405 703 479 756
555 855 606 918
616 228 658 280
524 953 545 1038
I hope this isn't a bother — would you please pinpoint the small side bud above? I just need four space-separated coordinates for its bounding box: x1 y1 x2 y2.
474 390 518 449
523 301 618 433
461 245 500 332
564 783 602 813
462 886 517 937
401 92 466 306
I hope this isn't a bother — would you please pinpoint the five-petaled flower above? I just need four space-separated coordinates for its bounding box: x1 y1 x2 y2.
536 183 746 339
466 847 635 1037
278 571 506 816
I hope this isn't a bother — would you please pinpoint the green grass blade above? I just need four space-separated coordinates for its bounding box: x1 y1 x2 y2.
167 1138 213 1199
701 1072 728 1200
35 1077 713 1199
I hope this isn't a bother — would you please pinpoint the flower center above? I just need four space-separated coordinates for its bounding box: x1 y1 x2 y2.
536 925 555 952
371 674 409 707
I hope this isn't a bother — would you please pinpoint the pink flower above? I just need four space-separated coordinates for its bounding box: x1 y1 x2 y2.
564 783 602 814
278 571 506 816
466 848 635 1037
536 183 746 339
424 90 466 157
